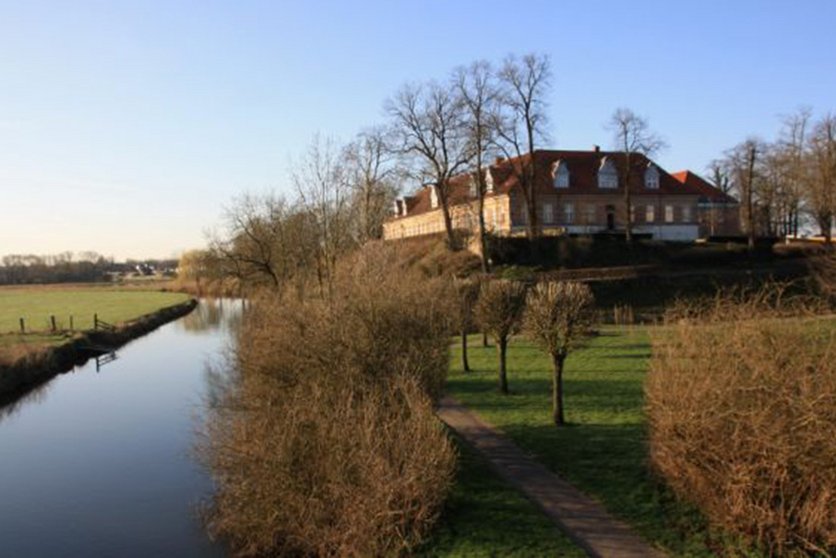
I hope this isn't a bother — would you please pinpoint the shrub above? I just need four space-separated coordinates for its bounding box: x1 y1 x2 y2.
646 296 836 555
474 280 527 394
200 243 457 556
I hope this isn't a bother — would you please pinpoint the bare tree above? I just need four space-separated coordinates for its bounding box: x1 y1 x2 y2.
209 193 294 289
494 53 552 239
474 280 527 394
454 60 499 270
524 281 595 426
775 108 812 237
344 127 398 243
724 139 764 250
608 108 667 243
807 114 836 244
292 134 356 296
386 81 471 249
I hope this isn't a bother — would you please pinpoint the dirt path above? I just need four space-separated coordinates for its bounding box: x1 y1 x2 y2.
438 396 666 558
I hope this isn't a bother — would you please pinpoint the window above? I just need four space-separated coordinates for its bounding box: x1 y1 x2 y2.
485 169 494 193
585 204 596 224
665 205 674 223
563 203 575 224
646 205 655 223
598 157 618 189
645 165 660 189
630 204 636 223
552 160 570 188
430 186 439 209
469 178 477 198
682 205 692 222
543 202 554 224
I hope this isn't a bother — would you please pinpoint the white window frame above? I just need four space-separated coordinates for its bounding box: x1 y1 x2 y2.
646 204 655 223
553 161 570 189
543 202 554 225
430 186 439 209
682 205 692 223
665 205 674 223
563 203 574 224
598 158 618 189
645 165 660 189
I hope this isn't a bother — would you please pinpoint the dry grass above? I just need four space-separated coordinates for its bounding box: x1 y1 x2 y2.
647 291 836 556
200 243 457 557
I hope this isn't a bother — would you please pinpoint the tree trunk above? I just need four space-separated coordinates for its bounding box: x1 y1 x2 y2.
461 329 470 372
482 332 489 347
440 200 457 250
477 194 489 273
497 338 508 394
552 353 566 426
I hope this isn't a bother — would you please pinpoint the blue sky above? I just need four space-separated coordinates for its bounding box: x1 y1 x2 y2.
1 0 834 259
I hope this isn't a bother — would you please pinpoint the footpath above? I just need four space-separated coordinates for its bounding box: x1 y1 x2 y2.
438 396 666 558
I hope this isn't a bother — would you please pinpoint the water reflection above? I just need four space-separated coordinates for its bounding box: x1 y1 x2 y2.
179 298 243 334
0 299 241 557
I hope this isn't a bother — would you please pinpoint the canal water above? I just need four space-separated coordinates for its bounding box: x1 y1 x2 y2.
0 299 240 557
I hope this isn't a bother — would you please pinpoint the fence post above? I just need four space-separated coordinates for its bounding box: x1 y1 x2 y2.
94 313 98 330
19 317 25 334
50 315 56 332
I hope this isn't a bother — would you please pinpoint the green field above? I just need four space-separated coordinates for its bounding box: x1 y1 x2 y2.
0 287 190 334
445 328 724 557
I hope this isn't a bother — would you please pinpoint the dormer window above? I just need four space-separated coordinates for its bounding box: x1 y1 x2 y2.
430 185 439 209
645 164 660 189
552 160 570 188
485 168 494 193
469 177 477 198
598 157 618 189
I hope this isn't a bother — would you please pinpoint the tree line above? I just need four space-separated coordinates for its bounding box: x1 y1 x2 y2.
712 109 836 246
0 252 112 284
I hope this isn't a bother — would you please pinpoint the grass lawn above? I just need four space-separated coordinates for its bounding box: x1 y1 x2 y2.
446 328 725 557
0 286 189 334
418 434 585 557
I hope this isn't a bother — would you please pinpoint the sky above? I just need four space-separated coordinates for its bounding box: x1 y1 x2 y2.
1 0 834 260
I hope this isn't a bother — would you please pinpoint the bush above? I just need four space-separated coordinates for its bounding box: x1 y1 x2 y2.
200 243 457 556
646 296 836 555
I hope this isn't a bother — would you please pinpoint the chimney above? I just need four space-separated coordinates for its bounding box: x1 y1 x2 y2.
593 145 600 153
495 156 505 165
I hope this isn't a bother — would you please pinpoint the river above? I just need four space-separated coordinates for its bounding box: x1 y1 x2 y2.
0 299 240 557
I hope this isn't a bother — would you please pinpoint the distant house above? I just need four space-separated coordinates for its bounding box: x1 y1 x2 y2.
384 148 706 246
669 171 741 237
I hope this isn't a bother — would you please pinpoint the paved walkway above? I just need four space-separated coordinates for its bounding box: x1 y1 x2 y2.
438 396 666 558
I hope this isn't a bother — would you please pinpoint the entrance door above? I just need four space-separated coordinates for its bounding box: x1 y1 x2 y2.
606 205 615 230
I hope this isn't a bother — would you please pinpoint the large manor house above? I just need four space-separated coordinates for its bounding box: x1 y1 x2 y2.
383 148 739 244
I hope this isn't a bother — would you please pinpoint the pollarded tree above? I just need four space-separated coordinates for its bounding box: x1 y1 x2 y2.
524 281 595 426
452 277 480 372
475 280 527 394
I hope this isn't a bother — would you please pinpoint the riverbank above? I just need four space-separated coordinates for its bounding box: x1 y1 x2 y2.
0 298 197 400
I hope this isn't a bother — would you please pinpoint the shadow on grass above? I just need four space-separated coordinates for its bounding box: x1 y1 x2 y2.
445 328 727 557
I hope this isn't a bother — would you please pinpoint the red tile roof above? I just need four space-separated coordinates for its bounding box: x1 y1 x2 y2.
393 150 707 220
669 170 738 204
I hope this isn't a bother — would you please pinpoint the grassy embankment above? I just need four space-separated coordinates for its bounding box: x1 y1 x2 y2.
445 326 726 556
